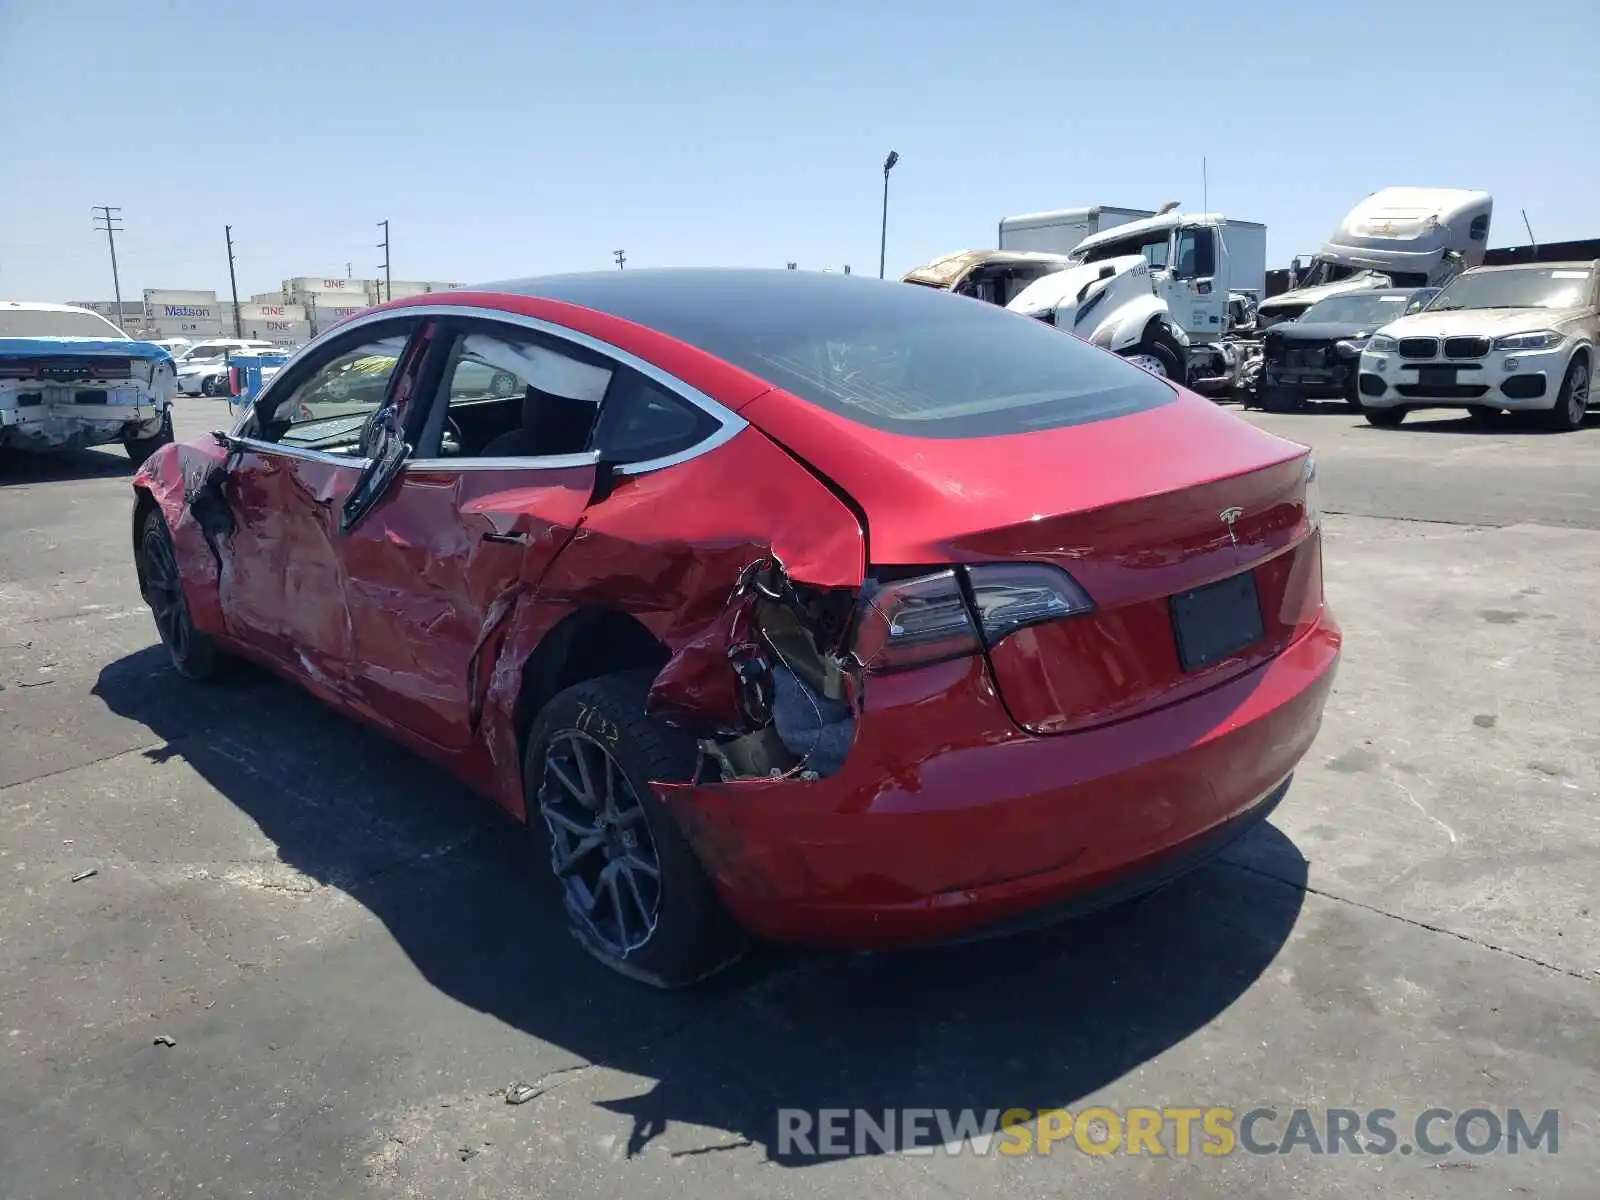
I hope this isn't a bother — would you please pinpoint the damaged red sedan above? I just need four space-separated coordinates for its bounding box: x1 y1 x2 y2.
131 269 1339 986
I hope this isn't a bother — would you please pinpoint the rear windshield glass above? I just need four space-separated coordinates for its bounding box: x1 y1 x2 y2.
1300 293 1416 325
0 308 127 338
1429 266 1595 312
507 270 1177 439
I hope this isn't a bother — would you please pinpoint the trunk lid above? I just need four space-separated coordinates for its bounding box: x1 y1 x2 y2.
743 387 1321 733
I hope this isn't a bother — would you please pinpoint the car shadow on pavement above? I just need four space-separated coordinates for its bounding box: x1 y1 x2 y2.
94 645 1308 1167
1362 411 1599 434
0 446 137 485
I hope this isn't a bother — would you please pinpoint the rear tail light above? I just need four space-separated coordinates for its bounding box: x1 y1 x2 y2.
854 564 1095 674
855 570 980 673
966 563 1095 643
1303 454 1321 531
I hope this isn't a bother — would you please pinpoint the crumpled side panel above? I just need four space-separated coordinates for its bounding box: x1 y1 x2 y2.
533 430 864 725
475 429 865 807
133 439 229 637
644 595 769 735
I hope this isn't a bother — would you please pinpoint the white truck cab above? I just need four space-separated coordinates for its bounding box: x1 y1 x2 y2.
1257 187 1493 328
1007 207 1266 387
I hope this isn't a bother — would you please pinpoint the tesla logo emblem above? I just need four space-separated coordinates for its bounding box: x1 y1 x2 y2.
1220 506 1244 545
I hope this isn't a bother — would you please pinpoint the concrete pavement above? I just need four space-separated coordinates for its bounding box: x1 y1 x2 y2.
1 397 1596 1198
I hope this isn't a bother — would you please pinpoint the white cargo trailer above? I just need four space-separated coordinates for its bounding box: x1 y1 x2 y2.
998 206 1155 255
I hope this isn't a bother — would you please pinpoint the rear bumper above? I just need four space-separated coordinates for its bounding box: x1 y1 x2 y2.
0 401 164 450
662 609 1340 949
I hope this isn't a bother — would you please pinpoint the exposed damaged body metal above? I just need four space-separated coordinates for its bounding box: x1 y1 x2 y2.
131 270 1339 986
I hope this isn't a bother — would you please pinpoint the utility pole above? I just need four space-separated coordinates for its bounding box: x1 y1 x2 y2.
613 249 626 270
879 150 900 279
225 225 243 337
91 206 125 329
376 221 392 302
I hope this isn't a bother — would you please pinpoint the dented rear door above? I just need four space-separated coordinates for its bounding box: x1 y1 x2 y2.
335 455 597 750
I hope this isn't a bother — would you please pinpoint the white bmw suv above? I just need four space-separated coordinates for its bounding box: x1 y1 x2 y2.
1356 261 1596 431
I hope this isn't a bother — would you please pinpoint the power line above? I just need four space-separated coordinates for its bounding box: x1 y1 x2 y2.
91 206 125 329
613 249 626 270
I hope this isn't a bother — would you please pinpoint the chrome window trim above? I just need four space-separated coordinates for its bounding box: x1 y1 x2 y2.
231 435 371 469
406 450 601 473
611 418 744 476
246 302 748 476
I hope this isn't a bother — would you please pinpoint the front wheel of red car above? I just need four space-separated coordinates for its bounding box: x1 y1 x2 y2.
137 507 226 681
526 672 744 987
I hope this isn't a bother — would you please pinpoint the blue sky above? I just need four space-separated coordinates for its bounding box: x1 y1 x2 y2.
2 0 1597 301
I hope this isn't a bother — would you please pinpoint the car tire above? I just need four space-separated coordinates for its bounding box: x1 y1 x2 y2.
1124 325 1185 382
1541 354 1590 432
525 671 744 987
137 506 227 681
1362 405 1407 428
200 374 218 397
1261 385 1303 414
124 409 175 464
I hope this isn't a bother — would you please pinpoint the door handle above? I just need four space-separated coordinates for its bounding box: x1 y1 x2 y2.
482 531 529 545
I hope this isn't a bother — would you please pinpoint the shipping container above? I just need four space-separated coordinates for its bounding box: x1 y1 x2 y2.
251 292 291 305
237 301 307 322
241 320 312 347
145 300 222 324
282 276 366 297
150 316 225 337
304 293 371 314
68 299 145 321
368 279 466 301
143 288 219 306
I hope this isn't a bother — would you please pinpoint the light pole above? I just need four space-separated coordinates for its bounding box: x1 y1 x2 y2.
878 150 899 279
91 206 125 328
377 220 392 302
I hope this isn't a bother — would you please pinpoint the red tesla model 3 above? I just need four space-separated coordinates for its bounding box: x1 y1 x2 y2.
131 269 1339 986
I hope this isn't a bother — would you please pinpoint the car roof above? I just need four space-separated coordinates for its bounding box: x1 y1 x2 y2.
1312 288 1429 301
482 267 944 334
1462 259 1598 275
1 299 106 314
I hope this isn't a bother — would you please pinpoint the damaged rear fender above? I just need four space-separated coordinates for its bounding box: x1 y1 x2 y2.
477 601 671 817
529 430 868 775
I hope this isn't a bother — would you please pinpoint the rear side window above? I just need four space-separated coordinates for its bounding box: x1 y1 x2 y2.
593 369 719 464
